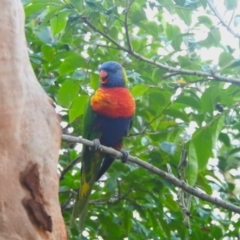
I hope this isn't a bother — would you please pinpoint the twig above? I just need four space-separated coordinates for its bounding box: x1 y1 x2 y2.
60 155 81 180
162 72 181 80
81 16 240 85
61 190 76 211
84 44 99 82
135 101 172 136
177 147 192 228
89 189 132 205
228 7 236 26
207 0 240 39
117 178 121 198
176 78 210 88
124 0 133 53
94 44 120 50
62 134 240 215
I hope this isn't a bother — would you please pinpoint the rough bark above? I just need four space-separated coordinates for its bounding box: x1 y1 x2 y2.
0 0 67 239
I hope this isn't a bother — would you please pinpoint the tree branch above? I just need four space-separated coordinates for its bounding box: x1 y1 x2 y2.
62 134 240 215
81 17 240 85
60 155 81 181
124 0 133 53
207 0 240 39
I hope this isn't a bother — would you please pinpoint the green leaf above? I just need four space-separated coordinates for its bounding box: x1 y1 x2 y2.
144 22 161 37
122 209 133 233
57 80 79 108
131 10 146 23
90 73 100 90
187 142 198 186
131 84 149 98
86 0 105 13
31 0 61 2
175 95 201 109
41 45 55 62
34 26 53 44
130 2 146 23
197 173 213 195
178 56 192 68
165 24 182 50
218 51 234 69
226 59 240 70
192 113 204 127
219 132 231 147
164 194 179 211
211 115 225 145
108 26 118 39
201 86 219 116
70 0 82 11
106 6 117 15
224 0 238 10
199 28 221 48
146 89 170 117
152 68 168 80
160 142 176 155
50 12 69 35
164 109 189 122
160 0 174 12
69 95 89 123
197 15 213 28
192 127 213 170
175 8 192 26
59 52 85 75
24 3 45 16
200 0 207 8
173 0 185 6
73 70 87 80
234 14 240 26
40 5 63 26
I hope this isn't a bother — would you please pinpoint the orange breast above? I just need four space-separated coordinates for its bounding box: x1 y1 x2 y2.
90 87 135 118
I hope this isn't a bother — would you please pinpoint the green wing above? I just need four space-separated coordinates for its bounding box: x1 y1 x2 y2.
71 100 104 231
82 99 98 140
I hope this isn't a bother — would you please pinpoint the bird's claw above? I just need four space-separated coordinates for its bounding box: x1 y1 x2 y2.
120 150 129 163
90 139 101 151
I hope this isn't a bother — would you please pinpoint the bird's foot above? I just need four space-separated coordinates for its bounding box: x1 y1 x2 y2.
120 150 129 163
90 139 101 151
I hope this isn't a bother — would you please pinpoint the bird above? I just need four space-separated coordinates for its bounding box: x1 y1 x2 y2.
71 61 136 230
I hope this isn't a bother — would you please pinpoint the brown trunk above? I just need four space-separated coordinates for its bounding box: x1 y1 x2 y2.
0 0 67 239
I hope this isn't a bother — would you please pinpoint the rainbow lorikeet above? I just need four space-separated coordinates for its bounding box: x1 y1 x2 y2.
72 61 135 229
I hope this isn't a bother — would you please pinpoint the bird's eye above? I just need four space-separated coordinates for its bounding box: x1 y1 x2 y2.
112 68 117 73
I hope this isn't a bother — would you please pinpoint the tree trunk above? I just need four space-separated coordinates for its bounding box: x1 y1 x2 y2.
0 0 67 239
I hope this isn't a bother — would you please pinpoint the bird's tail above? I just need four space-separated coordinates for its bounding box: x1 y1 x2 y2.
70 174 94 231
71 150 104 232
96 154 114 181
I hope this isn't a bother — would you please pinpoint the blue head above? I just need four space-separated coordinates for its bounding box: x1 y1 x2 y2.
99 61 128 88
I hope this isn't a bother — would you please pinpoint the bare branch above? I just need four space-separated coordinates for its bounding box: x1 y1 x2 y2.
124 0 133 52
81 17 240 85
60 190 76 211
162 72 181 80
60 156 81 181
207 0 240 39
82 17 127 52
62 134 240 215
228 7 236 26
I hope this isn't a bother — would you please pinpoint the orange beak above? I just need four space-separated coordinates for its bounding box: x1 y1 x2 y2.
99 70 109 84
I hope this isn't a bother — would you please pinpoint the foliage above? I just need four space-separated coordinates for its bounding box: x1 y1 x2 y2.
23 0 240 239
